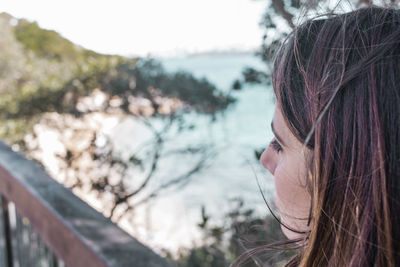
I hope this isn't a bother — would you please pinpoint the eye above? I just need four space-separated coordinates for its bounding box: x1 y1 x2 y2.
270 139 283 153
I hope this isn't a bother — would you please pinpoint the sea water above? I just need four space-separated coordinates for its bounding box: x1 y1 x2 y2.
111 53 277 254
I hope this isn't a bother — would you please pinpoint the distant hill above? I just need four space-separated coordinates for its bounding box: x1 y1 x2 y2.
0 12 124 93
0 12 116 63
186 48 258 58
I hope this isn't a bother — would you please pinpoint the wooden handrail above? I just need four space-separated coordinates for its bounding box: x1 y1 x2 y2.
0 141 171 267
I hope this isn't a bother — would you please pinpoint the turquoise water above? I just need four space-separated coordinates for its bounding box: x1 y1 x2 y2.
160 53 276 198
162 53 273 140
112 53 277 253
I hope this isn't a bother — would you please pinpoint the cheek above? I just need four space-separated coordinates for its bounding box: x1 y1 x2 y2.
273 159 311 221
273 161 311 238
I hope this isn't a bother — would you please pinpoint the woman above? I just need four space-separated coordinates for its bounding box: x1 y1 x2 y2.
256 5 400 267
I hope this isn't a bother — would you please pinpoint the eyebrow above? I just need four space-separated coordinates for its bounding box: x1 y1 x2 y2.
271 122 287 147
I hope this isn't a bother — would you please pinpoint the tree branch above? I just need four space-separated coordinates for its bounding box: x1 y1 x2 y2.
271 0 295 28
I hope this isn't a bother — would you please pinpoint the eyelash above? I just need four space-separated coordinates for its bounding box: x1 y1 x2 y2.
270 139 283 153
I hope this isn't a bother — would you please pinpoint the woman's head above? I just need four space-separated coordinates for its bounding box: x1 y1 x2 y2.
260 104 312 241
260 6 400 266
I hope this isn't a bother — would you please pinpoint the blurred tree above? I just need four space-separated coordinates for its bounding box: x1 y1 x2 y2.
0 12 236 232
173 199 297 267
234 0 400 90
104 58 235 115
0 13 26 94
29 111 217 222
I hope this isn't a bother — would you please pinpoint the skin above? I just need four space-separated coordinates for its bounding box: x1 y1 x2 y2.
259 105 311 240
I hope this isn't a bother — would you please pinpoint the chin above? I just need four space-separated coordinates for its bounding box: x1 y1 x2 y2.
281 222 307 241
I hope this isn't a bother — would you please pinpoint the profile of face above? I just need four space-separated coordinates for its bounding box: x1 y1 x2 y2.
260 105 312 240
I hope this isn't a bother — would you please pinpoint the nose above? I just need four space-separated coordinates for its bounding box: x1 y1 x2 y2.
259 146 277 175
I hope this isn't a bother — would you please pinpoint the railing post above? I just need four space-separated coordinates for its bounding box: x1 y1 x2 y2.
1 195 14 267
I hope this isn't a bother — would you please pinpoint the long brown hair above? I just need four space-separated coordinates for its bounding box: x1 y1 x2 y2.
270 5 400 266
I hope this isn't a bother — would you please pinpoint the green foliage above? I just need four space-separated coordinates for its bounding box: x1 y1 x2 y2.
0 118 38 146
175 199 297 267
176 245 228 267
14 19 85 63
108 58 235 114
239 0 400 89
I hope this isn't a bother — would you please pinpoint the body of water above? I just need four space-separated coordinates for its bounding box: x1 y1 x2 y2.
110 53 277 254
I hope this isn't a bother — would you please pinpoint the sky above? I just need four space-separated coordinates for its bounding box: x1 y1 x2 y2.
1 0 266 57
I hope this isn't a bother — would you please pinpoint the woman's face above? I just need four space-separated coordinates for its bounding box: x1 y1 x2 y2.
260 105 311 240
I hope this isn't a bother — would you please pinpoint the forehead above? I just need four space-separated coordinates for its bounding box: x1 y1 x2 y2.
272 105 289 134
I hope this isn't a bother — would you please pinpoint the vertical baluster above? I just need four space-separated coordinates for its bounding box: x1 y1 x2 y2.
34 229 41 267
35 234 41 267
15 213 62 267
0 193 5 266
27 222 38 267
21 218 30 267
47 245 58 267
26 222 32 266
0 193 9 267
38 234 46 267
8 202 20 267
49 252 59 267
43 244 48 267
48 250 54 267
1 196 14 267
15 213 24 267
44 245 52 267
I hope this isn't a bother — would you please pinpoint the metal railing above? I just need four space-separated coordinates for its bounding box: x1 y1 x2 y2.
0 141 171 267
